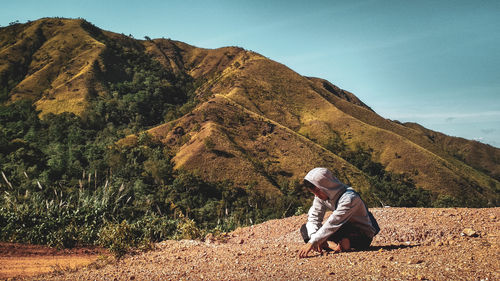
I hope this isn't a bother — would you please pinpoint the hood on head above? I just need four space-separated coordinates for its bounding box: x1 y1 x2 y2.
304 167 347 200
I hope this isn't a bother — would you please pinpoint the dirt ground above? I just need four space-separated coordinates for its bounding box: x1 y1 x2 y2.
3 207 500 280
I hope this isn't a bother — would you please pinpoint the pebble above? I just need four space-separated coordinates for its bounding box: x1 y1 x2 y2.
462 228 478 237
408 259 424 264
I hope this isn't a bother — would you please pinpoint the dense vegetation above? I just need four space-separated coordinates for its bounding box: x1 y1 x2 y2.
0 33 311 255
0 99 311 257
322 133 471 207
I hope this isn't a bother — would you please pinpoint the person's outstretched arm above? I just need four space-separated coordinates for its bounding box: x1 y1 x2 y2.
299 197 327 258
305 196 326 237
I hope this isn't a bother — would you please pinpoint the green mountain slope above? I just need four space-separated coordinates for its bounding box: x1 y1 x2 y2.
1 18 498 207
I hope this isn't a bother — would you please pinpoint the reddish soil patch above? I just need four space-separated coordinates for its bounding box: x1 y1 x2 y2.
0 243 107 279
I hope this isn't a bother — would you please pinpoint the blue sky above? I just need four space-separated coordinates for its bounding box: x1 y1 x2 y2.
2 0 499 147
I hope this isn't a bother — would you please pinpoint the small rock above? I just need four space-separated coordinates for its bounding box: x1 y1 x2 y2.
489 215 496 220
388 256 394 261
328 272 335 275
462 228 478 237
238 239 244 244
408 259 424 264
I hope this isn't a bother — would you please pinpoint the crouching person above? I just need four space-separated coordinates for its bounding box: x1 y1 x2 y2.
298 167 379 258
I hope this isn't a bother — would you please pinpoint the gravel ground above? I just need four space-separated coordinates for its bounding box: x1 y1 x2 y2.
24 208 500 281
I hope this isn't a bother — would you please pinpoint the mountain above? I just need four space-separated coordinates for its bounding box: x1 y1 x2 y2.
1 17 498 207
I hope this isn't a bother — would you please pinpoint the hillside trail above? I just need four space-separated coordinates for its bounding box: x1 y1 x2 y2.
8 207 500 281
215 93 341 159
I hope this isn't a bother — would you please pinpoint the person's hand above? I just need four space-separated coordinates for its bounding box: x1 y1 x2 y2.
298 242 322 258
298 243 313 258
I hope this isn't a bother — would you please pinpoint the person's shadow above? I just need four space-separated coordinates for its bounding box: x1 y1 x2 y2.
302 244 419 258
363 244 419 252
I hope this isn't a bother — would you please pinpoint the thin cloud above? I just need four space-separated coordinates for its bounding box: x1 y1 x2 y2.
481 128 495 134
391 111 500 120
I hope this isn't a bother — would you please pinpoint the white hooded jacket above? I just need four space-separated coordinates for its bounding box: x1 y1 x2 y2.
304 168 376 245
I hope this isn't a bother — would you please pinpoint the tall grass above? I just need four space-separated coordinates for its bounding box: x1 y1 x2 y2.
0 176 178 257
0 169 304 257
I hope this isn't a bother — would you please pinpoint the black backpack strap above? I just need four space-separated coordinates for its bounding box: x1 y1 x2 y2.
368 211 380 235
336 188 380 236
334 188 349 209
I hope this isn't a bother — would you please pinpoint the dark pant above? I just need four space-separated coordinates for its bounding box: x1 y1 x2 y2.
300 223 372 250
